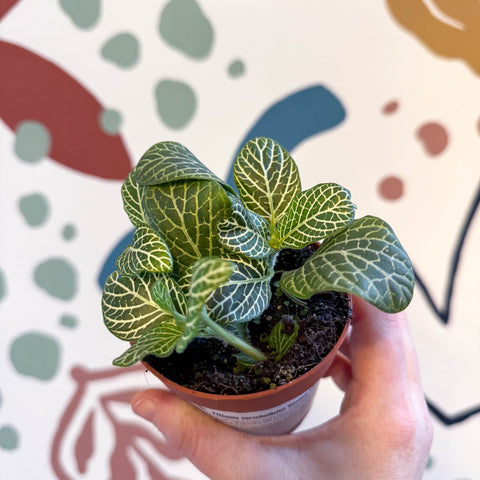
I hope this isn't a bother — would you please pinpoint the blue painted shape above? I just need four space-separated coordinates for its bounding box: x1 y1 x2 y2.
226 84 346 187
97 229 133 288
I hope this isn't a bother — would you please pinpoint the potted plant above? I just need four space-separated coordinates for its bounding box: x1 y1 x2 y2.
102 137 414 435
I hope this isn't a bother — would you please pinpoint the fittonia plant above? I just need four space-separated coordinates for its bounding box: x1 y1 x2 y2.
102 137 414 366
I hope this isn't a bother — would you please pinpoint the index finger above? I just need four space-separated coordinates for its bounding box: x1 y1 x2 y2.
347 296 421 401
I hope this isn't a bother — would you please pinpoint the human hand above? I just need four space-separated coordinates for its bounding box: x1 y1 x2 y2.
131 297 433 480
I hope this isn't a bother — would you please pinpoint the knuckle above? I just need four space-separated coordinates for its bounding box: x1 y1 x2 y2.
385 398 433 455
175 423 201 461
385 403 419 447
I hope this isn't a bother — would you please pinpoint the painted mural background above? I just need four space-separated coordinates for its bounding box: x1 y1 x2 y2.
1 1 479 478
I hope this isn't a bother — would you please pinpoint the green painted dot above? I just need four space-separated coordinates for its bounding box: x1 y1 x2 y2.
18 193 50 227
101 32 140 68
60 0 101 29
34 257 77 300
0 269 6 302
155 80 196 129
0 425 19 450
14 121 51 163
228 59 245 78
159 0 214 60
99 109 122 135
60 314 78 329
62 224 77 241
10 332 60 380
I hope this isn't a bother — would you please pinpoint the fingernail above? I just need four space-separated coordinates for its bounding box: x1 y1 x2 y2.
132 395 156 422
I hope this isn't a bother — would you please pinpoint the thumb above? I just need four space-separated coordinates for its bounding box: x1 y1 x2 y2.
132 389 266 480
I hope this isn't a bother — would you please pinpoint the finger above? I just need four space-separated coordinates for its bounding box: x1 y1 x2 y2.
132 389 268 480
323 351 352 392
339 327 351 359
347 297 415 402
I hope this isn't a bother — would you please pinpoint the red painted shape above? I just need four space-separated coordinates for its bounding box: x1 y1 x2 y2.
0 41 132 179
416 121 449 156
382 100 399 114
0 0 20 19
75 411 95 474
52 365 183 479
378 175 404 200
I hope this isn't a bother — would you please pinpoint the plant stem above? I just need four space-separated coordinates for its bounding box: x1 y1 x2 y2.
200 312 267 362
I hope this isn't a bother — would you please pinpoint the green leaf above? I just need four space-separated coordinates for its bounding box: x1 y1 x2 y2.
176 257 234 353
233 137 301 228
116 246 137 276
115 227 172 275
270 183 356 249
113 322 184 367
234 352 258 370
130 226 173 273
226 193 270 238
121 170 146 227
218 202 274 259
218 222 273 259
141 180 232 272
151 275 188 316
135 141 235 193
268 320 299 361
207 254 275 323
279 216 415 313
102 271 173 341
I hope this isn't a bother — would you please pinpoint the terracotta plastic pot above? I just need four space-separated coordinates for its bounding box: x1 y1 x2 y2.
144 299 351 436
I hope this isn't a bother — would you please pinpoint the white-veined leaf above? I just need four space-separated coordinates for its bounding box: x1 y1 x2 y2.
135 141 235 193
113 322 184 366
121 170 146 227
217 203 273 259
207 254 275 323
218 222 274 259
268 320 299 361
176 257 234 353
102 271 173 341
130 226 173 273
116 246 137 276
271 183 356 249
152 275 188 316
247 209 270 240
142 180 232 272
279 216 414 313
233 137 301 228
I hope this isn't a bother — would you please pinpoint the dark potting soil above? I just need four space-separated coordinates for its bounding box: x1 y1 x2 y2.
144 246 351 395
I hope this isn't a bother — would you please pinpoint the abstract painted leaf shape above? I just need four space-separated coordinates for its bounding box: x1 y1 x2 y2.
135 141 233 192
113 322 183 366
0 41 131 179
280 216 414 313
0 0 20 19
271 183 356 249
233 137 301 227
102 271 173 341
141 180 232 271
74 411 95 474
